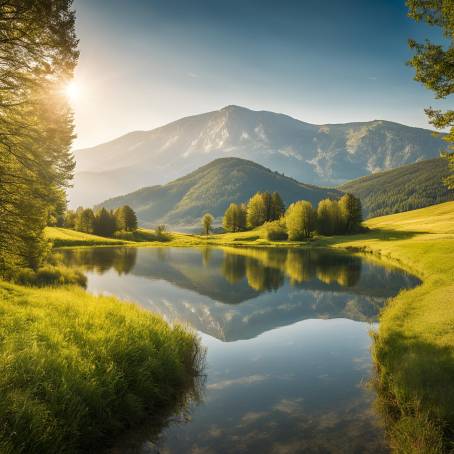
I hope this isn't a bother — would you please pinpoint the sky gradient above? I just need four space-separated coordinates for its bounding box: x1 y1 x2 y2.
71 0 450 149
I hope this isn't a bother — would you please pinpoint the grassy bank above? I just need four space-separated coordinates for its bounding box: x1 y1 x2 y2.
0 281 203 454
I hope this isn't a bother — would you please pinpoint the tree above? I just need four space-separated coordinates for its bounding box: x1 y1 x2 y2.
202 213 214 235
339 193 363 233
407 0 454 188
75 209 95 234
0 1 79 275
317 199 342 235
262 192 273 221
94 208 117 237
271 192 285 220
285 201 317 240
246 193 266 228
223 203 246 232
115 205 138 232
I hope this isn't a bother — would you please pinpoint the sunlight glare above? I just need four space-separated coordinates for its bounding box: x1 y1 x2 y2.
64 81 80 102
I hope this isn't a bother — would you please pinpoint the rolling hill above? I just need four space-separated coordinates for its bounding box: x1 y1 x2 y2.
70 105 445 207
339 157 453 218
98 157 341 228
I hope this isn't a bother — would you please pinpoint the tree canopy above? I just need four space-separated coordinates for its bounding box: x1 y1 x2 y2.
0 0 79 275
407 0 454 188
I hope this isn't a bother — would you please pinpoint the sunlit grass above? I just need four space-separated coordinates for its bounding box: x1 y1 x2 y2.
0 281 202 453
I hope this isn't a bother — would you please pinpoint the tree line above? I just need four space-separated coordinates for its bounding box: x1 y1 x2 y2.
216 191 362 240
62 205 138 237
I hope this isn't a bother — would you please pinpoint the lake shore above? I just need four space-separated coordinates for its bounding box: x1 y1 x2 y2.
47 201 454 451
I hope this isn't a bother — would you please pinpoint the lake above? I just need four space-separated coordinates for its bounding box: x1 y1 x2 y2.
58 246 420 453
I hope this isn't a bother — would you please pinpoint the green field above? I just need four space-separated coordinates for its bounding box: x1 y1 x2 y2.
0 281 202 453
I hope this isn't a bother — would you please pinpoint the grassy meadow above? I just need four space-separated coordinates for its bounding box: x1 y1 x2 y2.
0 281 203 453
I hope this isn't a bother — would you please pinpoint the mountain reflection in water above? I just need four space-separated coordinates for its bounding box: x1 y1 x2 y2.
57 246 419 342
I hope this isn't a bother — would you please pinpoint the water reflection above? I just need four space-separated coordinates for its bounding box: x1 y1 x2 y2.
57 246 419 453
57 247 419 342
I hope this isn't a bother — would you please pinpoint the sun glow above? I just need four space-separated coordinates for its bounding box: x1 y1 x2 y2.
64 81 80 102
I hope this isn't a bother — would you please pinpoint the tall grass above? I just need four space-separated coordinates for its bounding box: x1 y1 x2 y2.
0 282 204 453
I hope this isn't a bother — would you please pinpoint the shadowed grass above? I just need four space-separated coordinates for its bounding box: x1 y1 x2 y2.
0 282 203 454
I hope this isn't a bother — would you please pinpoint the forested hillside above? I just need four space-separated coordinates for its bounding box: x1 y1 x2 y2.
339 158 453 218
99 157 341 228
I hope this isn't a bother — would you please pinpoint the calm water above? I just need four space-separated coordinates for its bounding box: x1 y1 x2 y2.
59 246 420 453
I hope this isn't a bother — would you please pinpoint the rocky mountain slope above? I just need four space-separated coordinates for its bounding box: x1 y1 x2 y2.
71 105 445 206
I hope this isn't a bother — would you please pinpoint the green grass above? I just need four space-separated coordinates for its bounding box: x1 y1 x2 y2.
0 281 203 453
45 227 128 247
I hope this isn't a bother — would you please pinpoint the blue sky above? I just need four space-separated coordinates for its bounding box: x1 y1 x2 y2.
72 0 450 149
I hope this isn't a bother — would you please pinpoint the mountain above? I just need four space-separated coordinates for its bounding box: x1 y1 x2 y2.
70 105 446 207
339 158 454 218
98 157 341 228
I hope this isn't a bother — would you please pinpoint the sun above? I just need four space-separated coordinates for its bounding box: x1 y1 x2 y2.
64 81 80 102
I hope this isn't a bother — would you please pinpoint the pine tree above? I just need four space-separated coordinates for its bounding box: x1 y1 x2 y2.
94 208 117 237
115 205 138 231
0 1 79 275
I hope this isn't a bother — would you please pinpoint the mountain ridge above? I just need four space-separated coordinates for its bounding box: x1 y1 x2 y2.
71 105 446 207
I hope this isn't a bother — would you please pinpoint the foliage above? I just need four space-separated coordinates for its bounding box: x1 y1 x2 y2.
0 1 78 276
285 201 316 240
317 199 342 235
246 191 286 228
407 0 454 188
114 205 138 232
202 213 214 235
339 158 454 218
246 192 267 228
264 221 288 241
223 203 247 232
93 207 117 237
74 208 95 233
13 265 86 288
0 281 203 453
339 193 363 233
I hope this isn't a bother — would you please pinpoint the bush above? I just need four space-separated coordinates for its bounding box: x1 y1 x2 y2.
14 265 87 288
264 223 288 241
0 282 204 453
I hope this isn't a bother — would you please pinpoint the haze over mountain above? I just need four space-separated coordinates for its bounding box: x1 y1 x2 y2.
70 106 446 207
98 157 340 229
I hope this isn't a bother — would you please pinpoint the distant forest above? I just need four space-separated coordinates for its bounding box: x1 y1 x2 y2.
339 158 453 218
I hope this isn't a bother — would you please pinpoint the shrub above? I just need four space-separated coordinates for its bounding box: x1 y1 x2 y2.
264 223 288 241
14 265 87 288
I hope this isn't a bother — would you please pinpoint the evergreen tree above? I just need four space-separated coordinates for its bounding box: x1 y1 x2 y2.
94 208 117 237
0 1 78 275
75 209 95 234
407 0 454 188
285 201 316 240
271 192 285 220
246 193 266 228
339 193 363 233
115 205 138 231
202 213 214 235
